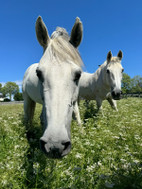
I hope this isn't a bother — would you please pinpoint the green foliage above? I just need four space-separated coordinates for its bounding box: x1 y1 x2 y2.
131 75 142 93
122 73 142 94
122 73 131 93
14 92 23 101
0 83 2 92
1 82 19 101
0 98 142 188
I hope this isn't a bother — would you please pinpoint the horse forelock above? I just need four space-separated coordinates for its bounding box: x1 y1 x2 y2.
110 57 121 63
40 27 83 68
98 57 122 76
101 57 121 69
46 35 83 68
51 27 69 41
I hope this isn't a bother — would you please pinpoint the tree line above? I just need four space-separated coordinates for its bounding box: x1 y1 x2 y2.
0 74 142 101
122 73 142 94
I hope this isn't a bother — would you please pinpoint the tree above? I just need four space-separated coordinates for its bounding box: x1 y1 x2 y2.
0 83 2 93
2 82 19 101
131 75 142 93
121 73 132 93
14 92 23 101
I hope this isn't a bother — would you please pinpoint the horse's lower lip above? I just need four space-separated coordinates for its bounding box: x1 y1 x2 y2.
40 145 62 159
44 152 63 159
42 150 70 159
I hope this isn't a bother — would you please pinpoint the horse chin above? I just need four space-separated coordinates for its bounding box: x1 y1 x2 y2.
45 146 71 159
43 152 63 159
41 148 71 159
112 96 121 100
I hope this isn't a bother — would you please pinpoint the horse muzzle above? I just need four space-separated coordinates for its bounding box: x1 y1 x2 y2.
40 137 71 158
111 90 122 100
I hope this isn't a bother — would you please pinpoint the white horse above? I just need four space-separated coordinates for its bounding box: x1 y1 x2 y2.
74 51 124 125
22 16 83 158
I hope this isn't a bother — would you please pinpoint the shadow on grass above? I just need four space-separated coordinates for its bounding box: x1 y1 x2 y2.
95 166 142 189
22 118 57 189
82 100 99 122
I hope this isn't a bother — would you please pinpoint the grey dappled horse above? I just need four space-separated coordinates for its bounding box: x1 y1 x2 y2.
22 16 83 158
74 51 124 125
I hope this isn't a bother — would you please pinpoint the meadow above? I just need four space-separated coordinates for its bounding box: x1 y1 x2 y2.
0 98 142 189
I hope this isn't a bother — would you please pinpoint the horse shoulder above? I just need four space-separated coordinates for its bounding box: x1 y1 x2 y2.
79 73 96 99
23 63 42 104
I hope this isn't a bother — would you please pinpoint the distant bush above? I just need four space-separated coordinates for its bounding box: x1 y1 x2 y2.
4 98 11 102
14 92 23 101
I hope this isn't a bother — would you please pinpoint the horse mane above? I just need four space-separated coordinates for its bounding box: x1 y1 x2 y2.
44 27 83 68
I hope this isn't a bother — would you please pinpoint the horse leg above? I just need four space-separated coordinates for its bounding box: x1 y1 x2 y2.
96 98 103 111
73 101 82 126
96 98 104 117
107 97 118 111
40 106 44 125
23 94 36 124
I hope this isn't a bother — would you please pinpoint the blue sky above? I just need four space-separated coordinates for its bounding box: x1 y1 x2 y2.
0 0 142 90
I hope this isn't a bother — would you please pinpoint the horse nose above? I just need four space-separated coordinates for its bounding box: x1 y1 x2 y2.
61 141 71 156
111 90 121 100
40 138 71 158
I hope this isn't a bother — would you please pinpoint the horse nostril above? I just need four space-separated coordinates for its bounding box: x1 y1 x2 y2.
111 90 121 100
62 141 71 151
112 91 115 96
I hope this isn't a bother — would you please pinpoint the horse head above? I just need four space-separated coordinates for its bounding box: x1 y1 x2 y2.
105 50 124 100
35 16 83 158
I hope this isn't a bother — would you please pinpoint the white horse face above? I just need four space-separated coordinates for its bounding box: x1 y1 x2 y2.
35 16 83 158
37 62 82 158
106 51 124 100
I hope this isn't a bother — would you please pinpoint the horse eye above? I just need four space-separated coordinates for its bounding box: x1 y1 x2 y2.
36 69 43 81
74 71 81 84
122 68 124 73
107 69 110 74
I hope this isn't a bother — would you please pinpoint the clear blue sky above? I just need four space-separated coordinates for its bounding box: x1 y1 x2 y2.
0 0 142 89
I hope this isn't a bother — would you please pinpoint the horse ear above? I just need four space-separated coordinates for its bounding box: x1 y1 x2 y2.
107 51 112 63
70 17 83 48
35 16 50 49
117 50 123 60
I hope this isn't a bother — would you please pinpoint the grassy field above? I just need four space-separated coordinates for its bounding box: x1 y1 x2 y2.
0 98 142 189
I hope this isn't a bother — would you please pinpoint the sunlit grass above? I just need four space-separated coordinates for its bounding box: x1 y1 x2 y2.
0 98 142 188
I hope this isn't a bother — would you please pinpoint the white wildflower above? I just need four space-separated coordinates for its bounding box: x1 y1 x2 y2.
134 135 140 140
14 145 20 150
120 159 127 162
97 161 102 166
112 136 119 139
75 153 82 159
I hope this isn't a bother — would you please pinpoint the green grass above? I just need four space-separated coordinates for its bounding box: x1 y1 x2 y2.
0 98 142 189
